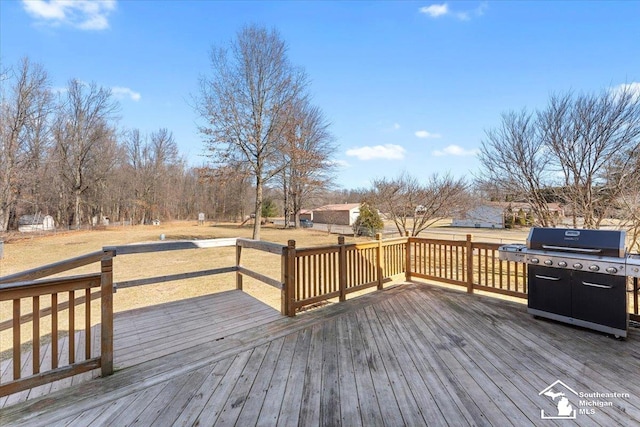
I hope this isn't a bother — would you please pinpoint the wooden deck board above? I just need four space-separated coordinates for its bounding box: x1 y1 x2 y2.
334 315 363 426
3 283 640 426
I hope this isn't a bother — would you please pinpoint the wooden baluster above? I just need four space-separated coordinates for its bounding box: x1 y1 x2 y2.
85 288 91 360
13 299 20 380
69 290 75 364
339 236 347 301
52 293 58 369
33 296 40 374
466 234 473 294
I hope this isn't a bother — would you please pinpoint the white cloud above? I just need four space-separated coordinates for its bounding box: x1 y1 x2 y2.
420 4 449 18
419 2 487 21
415 130 442 139
325 159 351 168
22 0 117 30
432 145 479 157
611 82 640 101
393 123 401 130
111 86 141 102
346 144 406 160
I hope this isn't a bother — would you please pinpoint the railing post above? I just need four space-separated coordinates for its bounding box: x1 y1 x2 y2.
282 240 296 317
236 241 243 290
338 236 347 301
376 233 384 290
101 250 114 377
405 232 412 282
466 234 474 294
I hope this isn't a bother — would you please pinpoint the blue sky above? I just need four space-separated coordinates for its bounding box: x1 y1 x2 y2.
2 1 639 189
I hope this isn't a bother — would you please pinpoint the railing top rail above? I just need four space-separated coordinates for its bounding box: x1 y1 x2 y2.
0 273 102 301
472 242 503 250
379 237 410 244
296 237 409 256
295 245 342 256
236 238 286 255
0 250 111 285
104 237 238 255
409 237 466 246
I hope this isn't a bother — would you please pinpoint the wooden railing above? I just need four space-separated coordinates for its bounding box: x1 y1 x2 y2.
0 249 114 397
286 235 406 314
407 236 527 298
0 237 285 398
286 234 536 314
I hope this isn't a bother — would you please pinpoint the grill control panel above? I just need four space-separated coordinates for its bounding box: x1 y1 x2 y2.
523 253 626 276
498 245 640 278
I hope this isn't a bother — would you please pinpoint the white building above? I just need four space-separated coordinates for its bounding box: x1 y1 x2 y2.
18 214 55 232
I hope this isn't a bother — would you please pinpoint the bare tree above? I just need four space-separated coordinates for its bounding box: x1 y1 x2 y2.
279 98 336 228
371 172 468 236
542 88 640 228
52 79 119 228
122 128 183 224
478 109 558 227
0 57 52 231
196 25 307 240
614 146 640 252
479 86 640 229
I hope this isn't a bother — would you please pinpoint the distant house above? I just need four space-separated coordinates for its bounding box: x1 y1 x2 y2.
452 202 566 229
312 203 360 226
452 205 505 229
18 214 55 232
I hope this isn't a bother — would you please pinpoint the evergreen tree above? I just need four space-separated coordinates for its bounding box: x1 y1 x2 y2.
353 202 384 237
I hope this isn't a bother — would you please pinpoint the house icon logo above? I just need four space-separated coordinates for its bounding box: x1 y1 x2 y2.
539 380 578 419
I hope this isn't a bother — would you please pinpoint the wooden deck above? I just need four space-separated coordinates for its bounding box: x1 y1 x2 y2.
2 283 640 426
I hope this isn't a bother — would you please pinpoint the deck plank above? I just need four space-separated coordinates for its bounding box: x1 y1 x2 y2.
297 323 324 426
354 309 406 426
170 357 236 426
334 313 363 426
274 328 312 427
364 305 432 425
320 318 341 427
3 284 640 427
192 350 253 426
345 311 385 425
255 333 298 427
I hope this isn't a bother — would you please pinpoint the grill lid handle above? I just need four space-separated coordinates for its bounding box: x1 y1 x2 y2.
534 275 561 281
581 281 613 289
541 245 602 254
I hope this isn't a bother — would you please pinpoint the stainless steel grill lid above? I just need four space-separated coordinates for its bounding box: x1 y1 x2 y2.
526 227 626 258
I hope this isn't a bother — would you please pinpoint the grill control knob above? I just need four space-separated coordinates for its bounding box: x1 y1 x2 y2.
573 263 583 270
589 265 600 272
530 258 540 264
558 261 568 267
606 267 618 274
544 260 553 266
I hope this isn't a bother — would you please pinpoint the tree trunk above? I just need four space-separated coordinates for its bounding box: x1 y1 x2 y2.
75 189 82 229
253 176 262 240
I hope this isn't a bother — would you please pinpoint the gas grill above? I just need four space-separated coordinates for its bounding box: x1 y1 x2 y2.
499 227 639 338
